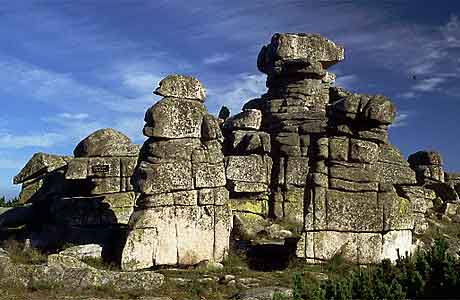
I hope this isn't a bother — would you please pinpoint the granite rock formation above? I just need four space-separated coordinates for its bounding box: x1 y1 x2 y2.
225 33 423 263
11 129 140 250
7 32 460 268
121 75 232 271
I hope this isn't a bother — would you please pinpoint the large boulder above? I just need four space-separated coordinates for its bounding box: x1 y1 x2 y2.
14 153 69 184
143 98 206 139
154 74 206 101
258 33 345 75
73 128 138 157
223 109 262 131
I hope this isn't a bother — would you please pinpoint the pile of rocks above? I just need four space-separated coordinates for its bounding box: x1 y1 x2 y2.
10 129 140 250
251 33 423 263
57 128 140 226
256 33 343 226
13 152 71 205
409 151 445 184
121 75 232 271
221 108 273 240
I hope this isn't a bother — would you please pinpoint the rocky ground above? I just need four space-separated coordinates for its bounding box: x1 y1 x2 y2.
0 240 332 300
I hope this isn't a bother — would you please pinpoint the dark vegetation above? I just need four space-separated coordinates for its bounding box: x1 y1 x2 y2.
293 238 460 300
0 196 20 207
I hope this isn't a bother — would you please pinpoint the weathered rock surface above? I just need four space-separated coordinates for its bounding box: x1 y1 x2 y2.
154 74 206 101
122 75 231 270
0 257 164 291
59 244 103 260
143 97 206 139
74 128 138 157
14 153 69 184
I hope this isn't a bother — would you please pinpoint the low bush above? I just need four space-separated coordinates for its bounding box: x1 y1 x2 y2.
293 238 460 299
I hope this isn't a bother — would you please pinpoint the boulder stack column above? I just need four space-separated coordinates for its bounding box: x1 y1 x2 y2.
121 75 232 271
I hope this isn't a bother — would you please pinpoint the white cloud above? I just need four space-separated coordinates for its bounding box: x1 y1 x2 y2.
203 53 231 65
57 113 89 120
122 72 161 94
0 133 64 149
0 158 27 170
442 15 460 47
396 91 417 99
207 73 266 113
335 74 359 90
412 77 446 92
391 112 410 128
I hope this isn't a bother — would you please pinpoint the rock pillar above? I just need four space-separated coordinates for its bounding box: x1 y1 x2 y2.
121 75 232 271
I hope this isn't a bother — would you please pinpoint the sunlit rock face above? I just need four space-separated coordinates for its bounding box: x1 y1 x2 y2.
121 75 231 271
223 32 423 263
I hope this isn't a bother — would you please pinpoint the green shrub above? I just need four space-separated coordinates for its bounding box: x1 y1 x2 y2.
292 238 460 299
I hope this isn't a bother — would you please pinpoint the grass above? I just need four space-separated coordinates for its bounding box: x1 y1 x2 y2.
2 239 47 265
0 246 336 300
81 257 120 271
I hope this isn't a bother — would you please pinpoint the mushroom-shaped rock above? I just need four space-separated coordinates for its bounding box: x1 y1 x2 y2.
361 95 396 125
14 153 69 184
258 33 345 75
154 74 206 101
73 128 138 157
143 97 206 139
223 109 262 131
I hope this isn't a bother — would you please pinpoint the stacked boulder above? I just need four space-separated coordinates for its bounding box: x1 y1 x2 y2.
256 33 344 226
9 129 141 250
221 108 273 240
409 151 445 184
58 128 140 226
121 75 232 271
13 153 71 205
408 151 460 217
254 33 424 263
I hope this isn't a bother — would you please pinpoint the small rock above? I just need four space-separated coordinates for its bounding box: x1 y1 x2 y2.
223 109 262 131
169 277 192 286
59 244 103 260
218 106 230 120
219 274 236 284
195 259 224 270
48 254 93 269
236 286 293 300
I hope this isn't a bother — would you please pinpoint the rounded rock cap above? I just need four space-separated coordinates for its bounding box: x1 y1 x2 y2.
154 74 206 101
74 128 137 157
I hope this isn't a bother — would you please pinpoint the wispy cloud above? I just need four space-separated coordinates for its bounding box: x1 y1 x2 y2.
397 92 417 100
0 158 27 170
391 111 410 128
0 133 64 149
203 53 232 65
207 73 266 114
412 77 446 92
442 15 460 48
57 113 89 120
334 74 359 91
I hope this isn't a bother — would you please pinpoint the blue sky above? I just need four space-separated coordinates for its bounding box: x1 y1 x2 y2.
0 0 459 198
